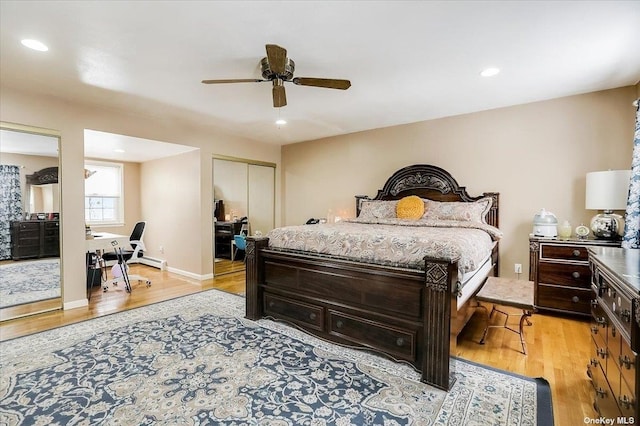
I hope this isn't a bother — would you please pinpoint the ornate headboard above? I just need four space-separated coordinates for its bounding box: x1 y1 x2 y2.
355 164 499 228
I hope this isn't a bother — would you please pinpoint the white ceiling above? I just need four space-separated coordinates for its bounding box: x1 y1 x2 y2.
1 0 639 149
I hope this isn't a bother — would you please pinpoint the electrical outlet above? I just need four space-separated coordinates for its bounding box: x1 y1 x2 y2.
514 263 522 274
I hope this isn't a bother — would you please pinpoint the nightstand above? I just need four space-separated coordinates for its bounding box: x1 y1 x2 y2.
529 236 620 316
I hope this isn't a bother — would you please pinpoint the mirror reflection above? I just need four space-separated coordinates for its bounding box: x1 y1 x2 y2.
0 125 61 320
212 157 275 276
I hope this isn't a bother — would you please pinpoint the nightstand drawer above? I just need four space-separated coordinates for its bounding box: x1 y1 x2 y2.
538 263 591 288
541 244 589 262
537 284 591 314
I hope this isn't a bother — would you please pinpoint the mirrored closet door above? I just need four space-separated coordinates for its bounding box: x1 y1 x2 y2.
0 122 62 321
212 156 275 276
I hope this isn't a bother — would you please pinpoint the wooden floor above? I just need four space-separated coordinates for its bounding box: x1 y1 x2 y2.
0 264 594 425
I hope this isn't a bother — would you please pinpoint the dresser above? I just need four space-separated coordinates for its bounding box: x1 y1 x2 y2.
529 236 620 316
10 220 60 260
587 247 640 421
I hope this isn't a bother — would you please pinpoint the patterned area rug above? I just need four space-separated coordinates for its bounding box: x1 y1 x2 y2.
0 290 553 425
0 259 60 308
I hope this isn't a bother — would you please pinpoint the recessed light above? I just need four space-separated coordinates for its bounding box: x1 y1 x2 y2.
114 149 125 153
275 119 287 125
21 39 48 52
480 67 500 77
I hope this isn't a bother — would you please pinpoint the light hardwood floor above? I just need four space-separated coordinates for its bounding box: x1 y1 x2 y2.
0 264 594 425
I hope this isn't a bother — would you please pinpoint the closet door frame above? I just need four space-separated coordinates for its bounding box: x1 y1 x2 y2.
212 155 276 276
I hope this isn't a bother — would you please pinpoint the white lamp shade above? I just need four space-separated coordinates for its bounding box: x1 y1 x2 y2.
586 170 631 210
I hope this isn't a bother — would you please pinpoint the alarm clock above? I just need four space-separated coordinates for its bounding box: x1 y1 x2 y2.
575 225 590 239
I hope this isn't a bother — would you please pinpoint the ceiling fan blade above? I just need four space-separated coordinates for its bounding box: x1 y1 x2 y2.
292 77 351 90
202 79 265 84
272 82 287 108
266 44 287 75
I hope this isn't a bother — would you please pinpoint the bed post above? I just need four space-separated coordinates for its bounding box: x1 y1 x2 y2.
245 237 268 320
422 257 458 391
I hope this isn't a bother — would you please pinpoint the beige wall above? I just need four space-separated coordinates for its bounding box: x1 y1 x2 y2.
140 150 202 276
0 85 281 308
281 86 637 278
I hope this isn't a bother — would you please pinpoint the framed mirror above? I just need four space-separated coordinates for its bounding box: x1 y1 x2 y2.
212 156 275 276
0 122 62 321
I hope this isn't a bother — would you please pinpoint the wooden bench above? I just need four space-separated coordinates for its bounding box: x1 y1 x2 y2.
475 277 535 354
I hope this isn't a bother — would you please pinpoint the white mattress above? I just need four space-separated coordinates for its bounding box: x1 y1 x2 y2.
456 253 493 310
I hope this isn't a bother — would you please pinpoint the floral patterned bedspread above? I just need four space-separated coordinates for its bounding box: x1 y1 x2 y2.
266 218 503 272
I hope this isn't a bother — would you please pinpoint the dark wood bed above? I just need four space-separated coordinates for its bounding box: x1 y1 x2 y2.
245 164 499 390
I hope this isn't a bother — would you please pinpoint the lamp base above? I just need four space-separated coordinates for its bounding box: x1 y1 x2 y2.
590 211 624 240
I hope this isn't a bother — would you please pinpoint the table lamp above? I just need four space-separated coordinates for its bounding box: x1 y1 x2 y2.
585 170 631 239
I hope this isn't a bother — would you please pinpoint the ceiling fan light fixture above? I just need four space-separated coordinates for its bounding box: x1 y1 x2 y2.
202 44 351 108
21 39 48 52
480 67 500 77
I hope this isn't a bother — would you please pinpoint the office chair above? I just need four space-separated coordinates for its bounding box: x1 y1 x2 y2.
101 221 151 292
231 234 247 262
230 223 249 261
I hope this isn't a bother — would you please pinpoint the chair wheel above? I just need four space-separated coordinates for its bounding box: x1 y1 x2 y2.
103 287 108 292
146 281 152 287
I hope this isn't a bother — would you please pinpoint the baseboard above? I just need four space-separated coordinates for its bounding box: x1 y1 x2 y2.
166 266 212 281
64 298 89 310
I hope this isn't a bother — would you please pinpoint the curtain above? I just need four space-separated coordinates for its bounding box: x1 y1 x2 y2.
0 165 23 259
622 99 640 249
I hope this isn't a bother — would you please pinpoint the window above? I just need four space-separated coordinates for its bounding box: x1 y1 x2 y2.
84 161 124 225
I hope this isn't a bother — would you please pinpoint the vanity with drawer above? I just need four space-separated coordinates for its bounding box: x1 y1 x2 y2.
529 236 620 316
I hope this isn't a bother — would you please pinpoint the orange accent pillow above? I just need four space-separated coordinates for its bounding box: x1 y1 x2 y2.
396 195 425 219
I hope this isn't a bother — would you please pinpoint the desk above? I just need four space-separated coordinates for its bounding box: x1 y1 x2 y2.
86 233 149 297
214 222 242 259
86 233 129 252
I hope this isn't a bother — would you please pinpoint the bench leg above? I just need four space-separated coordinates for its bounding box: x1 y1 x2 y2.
475 302 490 345
477 305 533 355
518 310 533 355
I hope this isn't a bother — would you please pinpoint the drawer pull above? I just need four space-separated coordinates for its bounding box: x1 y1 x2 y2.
619 355 634 370
571 271 581 279
590 358 600 367
595 387 607 398
309 313 317 321
571 296 579 303
572 249 581 257
597 348 607 359
336 320 343 329
591 325 599 335
596 316 606 325
591 300 598 308
618 395 634 410
611 326 617 337
621 309 631 323
396 338 405 347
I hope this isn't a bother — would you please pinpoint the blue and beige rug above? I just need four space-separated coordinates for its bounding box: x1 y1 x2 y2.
0 290 553 425
0 259 60 308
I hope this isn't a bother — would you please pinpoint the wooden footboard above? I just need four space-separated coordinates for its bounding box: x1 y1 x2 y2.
246 236 477 391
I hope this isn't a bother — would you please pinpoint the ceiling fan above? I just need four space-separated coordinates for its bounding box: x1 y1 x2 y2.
202 44 351 108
